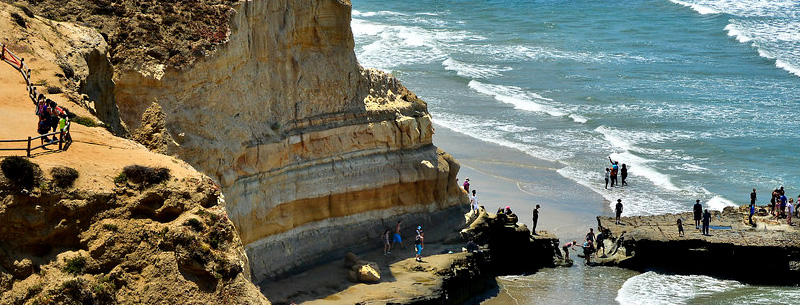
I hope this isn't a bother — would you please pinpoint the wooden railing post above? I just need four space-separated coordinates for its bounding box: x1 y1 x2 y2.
27 136 31 158
1 44 5 60
58 131 63 150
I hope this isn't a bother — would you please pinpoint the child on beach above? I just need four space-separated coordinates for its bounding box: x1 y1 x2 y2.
787 198 794 226
382 229 391 255
677 219 685 237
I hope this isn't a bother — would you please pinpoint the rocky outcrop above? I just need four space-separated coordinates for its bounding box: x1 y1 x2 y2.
6 0 467 284
462 209 561 275
596 206 800 285
0 168 269 304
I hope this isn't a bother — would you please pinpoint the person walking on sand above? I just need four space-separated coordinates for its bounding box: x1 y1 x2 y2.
751 188 757 205
693 199 703 229
604 168 610 190
463 178 470 192
562 240 577 261
414 227 424 262
532 205 540 235
677 219 685 237
621 164 628 186
702 209 711 236
470 190 479 213
393 220 404 250
382 229 392 255
615 199 623 224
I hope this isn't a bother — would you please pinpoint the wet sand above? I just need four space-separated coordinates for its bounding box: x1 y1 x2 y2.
433 125 640 305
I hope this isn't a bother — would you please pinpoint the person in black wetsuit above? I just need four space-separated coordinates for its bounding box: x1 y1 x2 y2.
750 188 757 205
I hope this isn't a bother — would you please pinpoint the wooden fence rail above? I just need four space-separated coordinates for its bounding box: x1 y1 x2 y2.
0 43 72 157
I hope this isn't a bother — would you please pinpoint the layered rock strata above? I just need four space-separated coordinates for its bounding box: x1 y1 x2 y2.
109 0 467 282
8 0 467 283
596 206 800 284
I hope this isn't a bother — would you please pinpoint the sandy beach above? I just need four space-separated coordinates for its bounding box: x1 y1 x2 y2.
259 124 636 304
432 125 607 239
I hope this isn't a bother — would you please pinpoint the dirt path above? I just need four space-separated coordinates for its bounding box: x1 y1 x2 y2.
0 53 200 192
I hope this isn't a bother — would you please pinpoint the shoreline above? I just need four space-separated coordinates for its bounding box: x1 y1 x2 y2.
432 124 608 240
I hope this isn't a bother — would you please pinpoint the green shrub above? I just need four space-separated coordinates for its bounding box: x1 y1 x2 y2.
184 218 204 232
11 12 25 28
113 172 127 185
1 156 42 189
71 116 99 127
62 256 86 275
50 166 79 188
122 165 170 186
46 86 63 94
59 63 75 79
102 223 118 231
14 5 34 18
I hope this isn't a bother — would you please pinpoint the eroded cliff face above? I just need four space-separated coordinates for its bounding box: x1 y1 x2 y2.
106 0 466 282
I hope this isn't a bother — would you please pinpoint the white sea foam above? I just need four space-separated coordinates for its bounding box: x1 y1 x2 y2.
569 114 588 123
706 195 738 211
617 272 744 305
668 0 721 15
442 57 511 79
351 10 406 17
724 23 753 43
468 80 567 118
776 59 800 77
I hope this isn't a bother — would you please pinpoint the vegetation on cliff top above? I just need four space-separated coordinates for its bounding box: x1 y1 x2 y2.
6 0 238 70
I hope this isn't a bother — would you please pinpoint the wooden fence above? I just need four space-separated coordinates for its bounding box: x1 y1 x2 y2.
0 43 73 157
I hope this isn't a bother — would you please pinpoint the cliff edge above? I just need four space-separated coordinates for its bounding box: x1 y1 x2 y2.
4 0 468 283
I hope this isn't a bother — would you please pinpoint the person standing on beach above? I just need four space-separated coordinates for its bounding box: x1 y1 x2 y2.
693 199 703 229
382 229 392 255
621 164 628 186
463 178 470 192
779 193 788 219
604 168 610 190
532 205 540 235
608 157 618 187
751 188 757 205
702 209 711 236
414 227 424 262
615 199 623 224
470 190 479 213
749 203 756 226
393 220 404 250
787 198 794 226
677 219 685 237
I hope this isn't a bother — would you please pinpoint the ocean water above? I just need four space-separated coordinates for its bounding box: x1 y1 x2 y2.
350 0 800 303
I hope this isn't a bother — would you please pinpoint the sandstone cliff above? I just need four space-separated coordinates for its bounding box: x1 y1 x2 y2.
6 0 467 283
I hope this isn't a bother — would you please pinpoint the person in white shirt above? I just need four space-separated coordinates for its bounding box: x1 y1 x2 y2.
470 190 479 213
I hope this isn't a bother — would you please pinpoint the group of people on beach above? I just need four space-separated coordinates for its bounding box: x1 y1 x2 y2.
752 187 800 226
604 156 628 189
381 220 425 262
34 93 70 143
